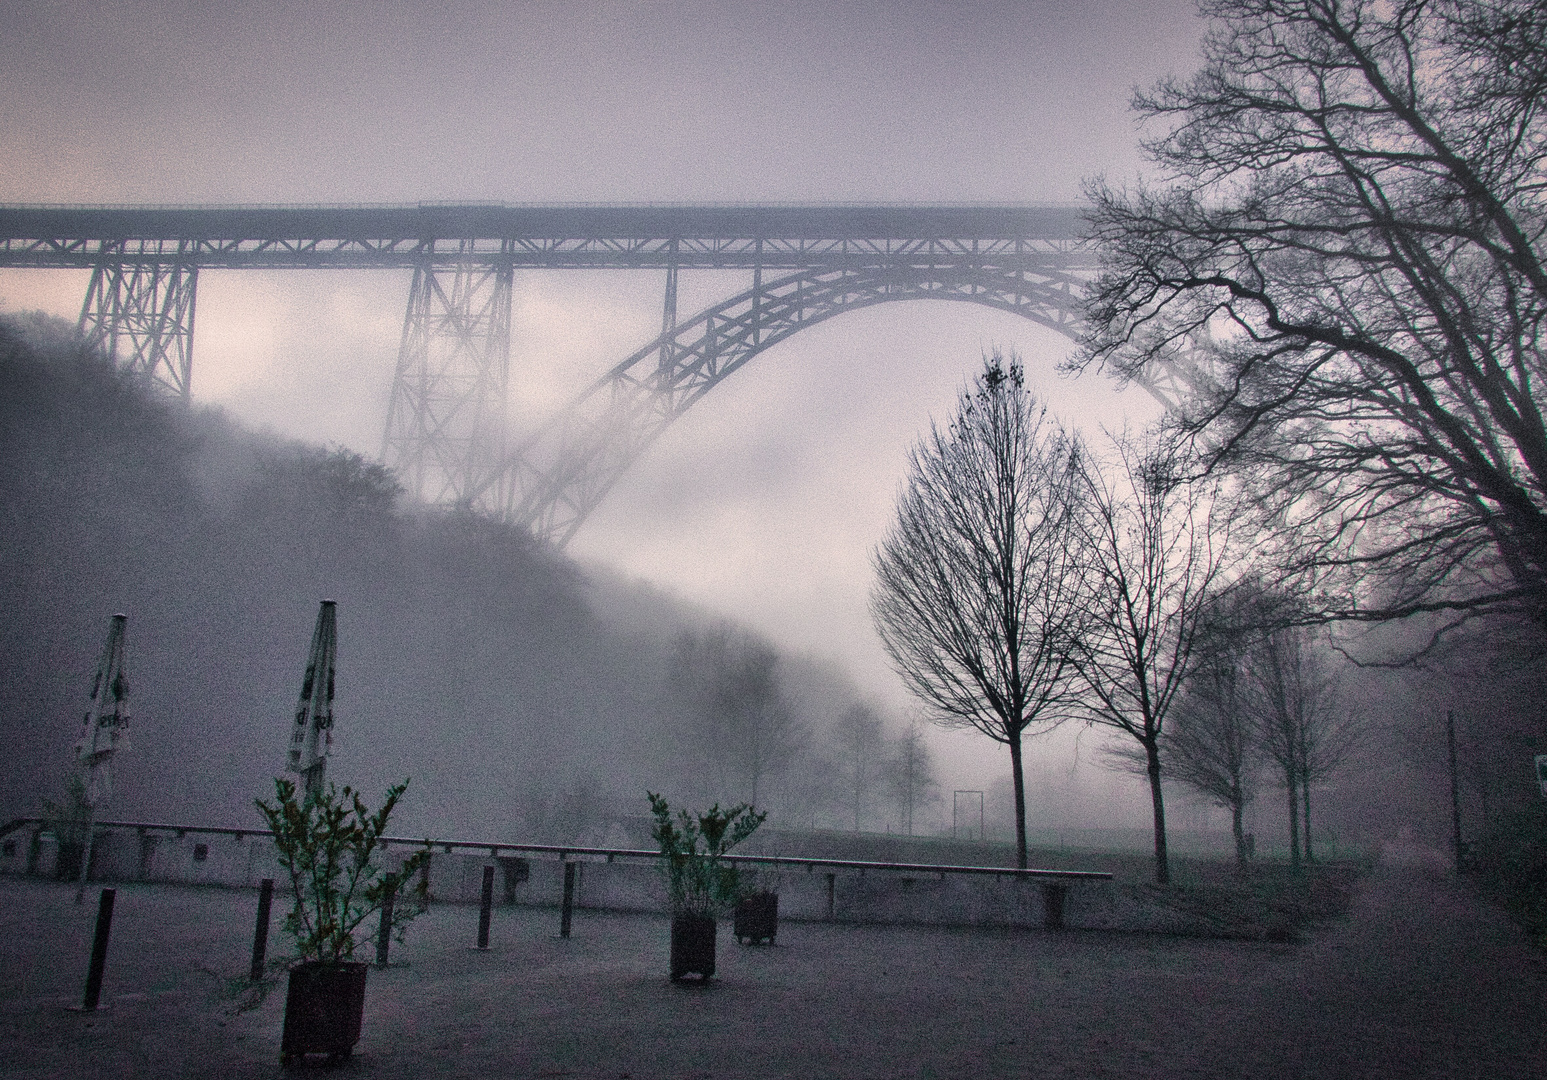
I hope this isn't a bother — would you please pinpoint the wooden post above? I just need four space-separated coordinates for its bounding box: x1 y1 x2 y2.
250 878 274 980
80 888 115 1010
477 864 494 949
1042 882 1068 930
561 861 577 938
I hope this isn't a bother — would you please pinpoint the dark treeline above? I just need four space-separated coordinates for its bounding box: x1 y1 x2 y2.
0 314 926 841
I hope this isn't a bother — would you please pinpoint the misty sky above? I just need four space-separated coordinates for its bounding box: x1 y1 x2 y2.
0 0 1212 821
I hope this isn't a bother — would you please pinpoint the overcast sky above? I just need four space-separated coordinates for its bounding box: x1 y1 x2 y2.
0 0 1214 825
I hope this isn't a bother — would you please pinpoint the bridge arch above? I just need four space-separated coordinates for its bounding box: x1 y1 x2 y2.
490 260 1104 546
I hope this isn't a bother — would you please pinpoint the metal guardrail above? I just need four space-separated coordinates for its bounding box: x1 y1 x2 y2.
0 817 1112 882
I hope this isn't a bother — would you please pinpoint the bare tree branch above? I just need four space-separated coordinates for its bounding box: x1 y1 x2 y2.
1074 0 1547 640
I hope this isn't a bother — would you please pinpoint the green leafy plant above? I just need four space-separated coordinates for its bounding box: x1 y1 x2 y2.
647 792 766 917
255 777 430 965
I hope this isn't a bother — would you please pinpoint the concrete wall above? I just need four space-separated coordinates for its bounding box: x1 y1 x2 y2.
3 825 286 887
2 826 1136 932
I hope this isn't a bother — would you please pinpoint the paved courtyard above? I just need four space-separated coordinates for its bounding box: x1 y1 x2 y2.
1 856 1543 1079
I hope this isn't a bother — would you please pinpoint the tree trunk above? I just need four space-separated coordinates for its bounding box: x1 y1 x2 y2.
1285 772 1301 870
1231 795 1247 874
1009 731 1028 870
1145 739 1170 885
1302 780 1314 864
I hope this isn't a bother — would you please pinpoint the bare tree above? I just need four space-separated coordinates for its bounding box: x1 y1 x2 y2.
1247 625 1358 865
882 714 939 836
668 624 803 808
1167 630 1260 870
871 350 1085 869
830 704 886 832
1100 589 1264 871
1077 0 1547 643
1070 432 1232 884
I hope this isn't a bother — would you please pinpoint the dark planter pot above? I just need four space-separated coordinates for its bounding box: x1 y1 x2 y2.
54 841 85 881
281 961 368 1064
734 892 778 945
669 913 717 981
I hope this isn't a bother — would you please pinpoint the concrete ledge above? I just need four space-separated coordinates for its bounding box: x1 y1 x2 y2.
1 822 1127 932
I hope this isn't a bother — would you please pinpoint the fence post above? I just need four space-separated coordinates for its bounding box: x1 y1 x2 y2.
476 864 494 949
250 878 274 980
825 872 836 920
80 888 116 1011
561 861 577 938
1042 882 1068 930
376 880 396 965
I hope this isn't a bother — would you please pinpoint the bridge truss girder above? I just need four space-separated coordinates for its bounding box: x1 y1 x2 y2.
381 249 514 506
487 260 1090 546
78 247 199 399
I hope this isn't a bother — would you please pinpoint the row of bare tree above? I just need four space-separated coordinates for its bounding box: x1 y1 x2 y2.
870 352 1237 882
1113 595 1359 872
871 0 1547 883
663 623 940 835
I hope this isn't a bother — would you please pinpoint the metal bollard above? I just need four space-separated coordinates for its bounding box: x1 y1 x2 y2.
250 878 274 980
476 864 494 949
376 880 396 965
560 861 576 939
80 888 116 1011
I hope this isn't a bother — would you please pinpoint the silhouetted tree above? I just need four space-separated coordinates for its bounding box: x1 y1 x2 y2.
882 715 939 836
830 704 886 832
1164 605 1260 871
1078 0 1547 642
1107 586 1265 872
871 350 1085 869
1070 432 1232 884
668 624 802 808
1247 624 1358 865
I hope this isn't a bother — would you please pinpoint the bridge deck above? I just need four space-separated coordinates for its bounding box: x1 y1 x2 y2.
0 203 1089 270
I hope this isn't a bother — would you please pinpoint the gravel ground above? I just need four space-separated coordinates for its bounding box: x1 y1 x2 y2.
2 852 1543 1079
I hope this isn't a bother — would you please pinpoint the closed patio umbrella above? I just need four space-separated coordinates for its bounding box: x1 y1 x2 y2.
286 600 336 798
73 613 129 899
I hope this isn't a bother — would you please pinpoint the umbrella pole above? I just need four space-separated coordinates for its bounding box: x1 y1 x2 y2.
74 802 96 905
303 760 326 800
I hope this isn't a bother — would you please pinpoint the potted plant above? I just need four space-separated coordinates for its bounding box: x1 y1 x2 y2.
647 792 765 981
255 777 429 1065
733 876 779 946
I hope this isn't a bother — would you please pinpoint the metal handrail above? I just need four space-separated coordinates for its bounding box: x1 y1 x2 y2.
2 817 1112 881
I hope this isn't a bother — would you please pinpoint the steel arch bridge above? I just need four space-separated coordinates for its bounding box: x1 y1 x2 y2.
0 203 1194 545
496 261 1092 545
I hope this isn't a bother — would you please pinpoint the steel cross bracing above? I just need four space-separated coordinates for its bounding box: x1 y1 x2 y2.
77 248 198 398
382 247 514 504
0 204 1206 542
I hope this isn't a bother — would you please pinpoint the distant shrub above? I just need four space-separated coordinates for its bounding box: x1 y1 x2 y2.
1467 805 1547 949
256 443 403 521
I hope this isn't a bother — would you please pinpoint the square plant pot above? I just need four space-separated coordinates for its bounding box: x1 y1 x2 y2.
670 913 717 981
734 892 778 945
281 961 368 1064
